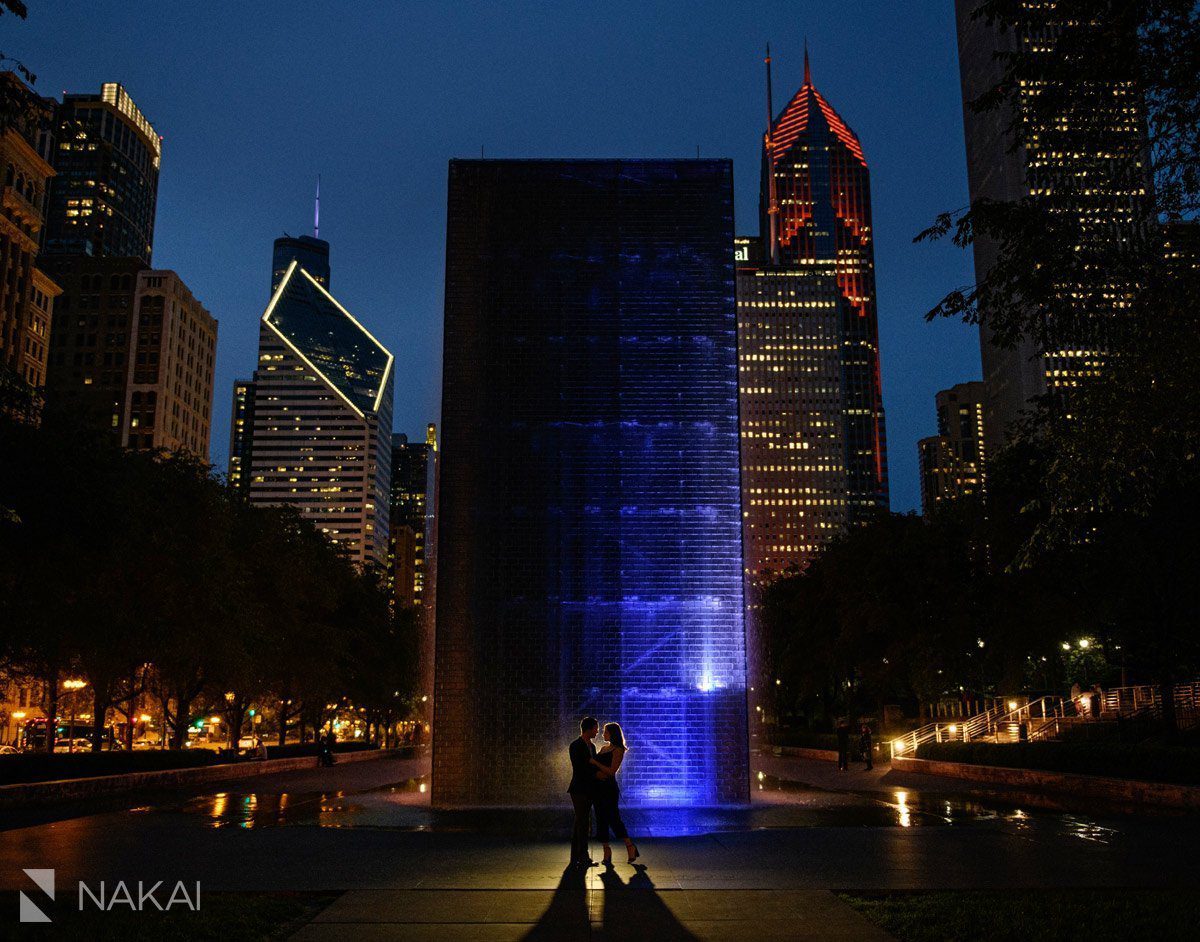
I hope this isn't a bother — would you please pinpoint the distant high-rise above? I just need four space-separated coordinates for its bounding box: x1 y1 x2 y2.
0 71 60 421
42 257 216 457
42 83 160 264
242 258 393 568
738 49 889 582
389 430 434 608
230 227 332 493
954 1 1151 455
435 159 747 807
272 235 329 294
226 379 255 495
917 381 987 516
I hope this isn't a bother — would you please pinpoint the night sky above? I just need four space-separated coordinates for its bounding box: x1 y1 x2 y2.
8 1 979 513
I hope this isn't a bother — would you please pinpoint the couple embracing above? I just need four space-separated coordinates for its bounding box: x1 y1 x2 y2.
567 716 640 867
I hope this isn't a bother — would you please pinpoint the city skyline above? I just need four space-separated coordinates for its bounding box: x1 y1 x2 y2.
6 1 979 512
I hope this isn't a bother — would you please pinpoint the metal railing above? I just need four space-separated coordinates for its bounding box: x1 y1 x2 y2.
889 702 1007 759
890 681 1200 760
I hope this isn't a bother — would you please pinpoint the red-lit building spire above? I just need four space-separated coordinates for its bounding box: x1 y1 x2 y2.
754 42 889 518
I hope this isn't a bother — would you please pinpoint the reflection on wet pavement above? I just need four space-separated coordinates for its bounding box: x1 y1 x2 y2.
136 771 1128 846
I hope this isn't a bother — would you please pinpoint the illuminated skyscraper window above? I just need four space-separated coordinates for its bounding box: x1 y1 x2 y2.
954 1 1151 453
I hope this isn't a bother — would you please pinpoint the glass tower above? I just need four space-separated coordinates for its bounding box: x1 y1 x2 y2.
435 159 747 807
244 261 393 568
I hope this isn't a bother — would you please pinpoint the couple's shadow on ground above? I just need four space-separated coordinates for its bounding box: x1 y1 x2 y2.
523 862 699 941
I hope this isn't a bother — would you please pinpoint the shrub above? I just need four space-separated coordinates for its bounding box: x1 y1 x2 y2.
0 749 224 785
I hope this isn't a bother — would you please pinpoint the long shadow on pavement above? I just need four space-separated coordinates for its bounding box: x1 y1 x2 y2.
599 864 699 941
521 864 590 941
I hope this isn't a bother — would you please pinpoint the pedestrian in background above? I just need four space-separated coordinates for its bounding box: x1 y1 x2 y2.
860 722 874 771
836 717 851 771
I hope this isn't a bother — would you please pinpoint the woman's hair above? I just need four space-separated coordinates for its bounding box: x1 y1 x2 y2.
604 722 627 750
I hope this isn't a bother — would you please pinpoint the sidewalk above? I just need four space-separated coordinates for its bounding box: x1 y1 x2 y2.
291 862 895 941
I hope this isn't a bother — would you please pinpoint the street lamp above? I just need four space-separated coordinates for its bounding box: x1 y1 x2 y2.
62 679 88 753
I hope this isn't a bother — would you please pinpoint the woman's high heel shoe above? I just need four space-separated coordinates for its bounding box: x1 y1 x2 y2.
602 845 613 866
626 841 639 863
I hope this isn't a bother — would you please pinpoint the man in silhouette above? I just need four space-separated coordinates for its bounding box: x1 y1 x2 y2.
568 716 600 866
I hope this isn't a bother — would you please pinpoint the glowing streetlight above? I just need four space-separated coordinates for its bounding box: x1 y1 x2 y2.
1077 638 1090 649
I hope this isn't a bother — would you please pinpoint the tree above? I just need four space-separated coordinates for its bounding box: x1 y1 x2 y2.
0 413 418 751
918 1 1200 710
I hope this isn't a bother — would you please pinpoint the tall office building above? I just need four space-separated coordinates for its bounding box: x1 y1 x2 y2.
435 159 747 806
955 1 1150 455
229 231 332 495
43 257 217 456
389 429 434 609
738 50 889 584
242 258 393 568
42 83 160 264
917 381 987 516
0 71 60 421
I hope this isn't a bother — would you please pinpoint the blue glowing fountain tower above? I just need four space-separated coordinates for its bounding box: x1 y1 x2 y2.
434 159 748 806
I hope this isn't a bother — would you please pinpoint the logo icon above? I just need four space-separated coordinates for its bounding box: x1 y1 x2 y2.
20 869 54 923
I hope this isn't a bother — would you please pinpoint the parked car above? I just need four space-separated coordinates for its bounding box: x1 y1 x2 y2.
53 737 93 753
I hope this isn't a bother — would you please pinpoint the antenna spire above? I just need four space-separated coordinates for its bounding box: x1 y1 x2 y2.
804 39 811 86
314 175 321 239
765 44 780 265
764 43 775 129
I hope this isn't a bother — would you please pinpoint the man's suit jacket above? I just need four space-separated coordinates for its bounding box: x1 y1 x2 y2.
567 736 596 795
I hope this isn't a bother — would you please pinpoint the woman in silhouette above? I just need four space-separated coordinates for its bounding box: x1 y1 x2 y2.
591 722 639 865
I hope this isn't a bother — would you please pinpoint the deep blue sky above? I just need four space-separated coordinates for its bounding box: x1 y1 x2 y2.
8 1 980 512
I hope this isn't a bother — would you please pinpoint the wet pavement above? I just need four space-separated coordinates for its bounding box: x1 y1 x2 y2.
2 751 1198 938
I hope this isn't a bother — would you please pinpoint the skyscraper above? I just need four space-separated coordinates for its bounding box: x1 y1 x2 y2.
230 227 332 494
435 159 747 806
389 430 434 609
42 258 217 457
42 83 160 264
955 1 1151 455
738 50 889 581
917 381 987 516
242 259 393 568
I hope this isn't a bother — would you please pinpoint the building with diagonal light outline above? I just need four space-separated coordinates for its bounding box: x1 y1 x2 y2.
243 259 393 568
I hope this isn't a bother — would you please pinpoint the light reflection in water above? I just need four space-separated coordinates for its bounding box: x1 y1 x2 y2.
894 790 911 828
